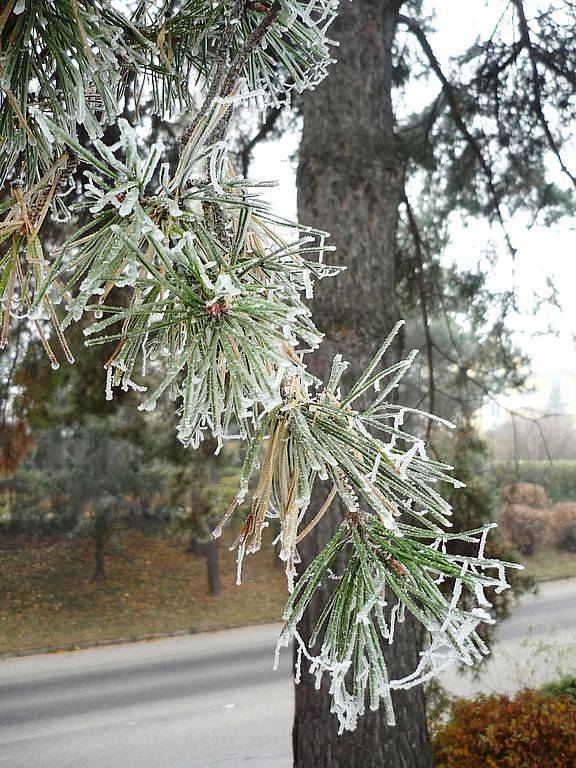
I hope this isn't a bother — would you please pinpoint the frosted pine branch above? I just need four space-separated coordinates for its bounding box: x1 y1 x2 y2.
0 0 522 734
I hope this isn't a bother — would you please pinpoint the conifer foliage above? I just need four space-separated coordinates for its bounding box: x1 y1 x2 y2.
0 0 520 731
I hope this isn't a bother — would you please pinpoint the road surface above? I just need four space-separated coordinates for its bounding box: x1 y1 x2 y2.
1 578 575 768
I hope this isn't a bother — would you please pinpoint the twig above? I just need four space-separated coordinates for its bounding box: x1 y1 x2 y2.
180 0 281 149
180 0 248 149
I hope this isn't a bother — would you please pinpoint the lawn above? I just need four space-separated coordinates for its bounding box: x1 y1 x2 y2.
521 548 576 583
2 529 576 656
0 528 287 655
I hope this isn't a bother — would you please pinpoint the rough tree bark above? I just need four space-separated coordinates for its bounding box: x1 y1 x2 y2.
293 2 434 766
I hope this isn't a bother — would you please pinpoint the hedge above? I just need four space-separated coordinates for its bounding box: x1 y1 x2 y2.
491 461 576 504
543 676 576 705
432 689 576 768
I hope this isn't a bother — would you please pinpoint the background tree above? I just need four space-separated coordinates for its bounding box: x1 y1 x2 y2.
2 327 171 584
489 410 576 462
154 423 242 597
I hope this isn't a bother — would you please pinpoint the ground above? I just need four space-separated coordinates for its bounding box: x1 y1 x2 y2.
1 530 575 655
0 528 287 655
521 548 576 582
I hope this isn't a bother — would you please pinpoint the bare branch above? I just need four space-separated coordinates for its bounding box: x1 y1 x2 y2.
432 340 557 464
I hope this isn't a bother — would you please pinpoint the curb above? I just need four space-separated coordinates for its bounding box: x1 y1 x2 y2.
0 618 281 659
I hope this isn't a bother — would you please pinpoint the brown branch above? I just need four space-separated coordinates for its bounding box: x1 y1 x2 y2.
209 0 282 146
177 0 281 254
0 0 16 34
220 1 281 99
180 0 281 149
180 0 247 148
512 0 576 188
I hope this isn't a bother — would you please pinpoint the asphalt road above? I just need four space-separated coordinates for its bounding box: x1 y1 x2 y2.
1 579 575 768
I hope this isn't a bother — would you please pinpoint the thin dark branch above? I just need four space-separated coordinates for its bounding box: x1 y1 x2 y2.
239 103 285 176
474 41 524 86
431 339 556 465
403 195 435 441
398 13 517 258
512 0 576 188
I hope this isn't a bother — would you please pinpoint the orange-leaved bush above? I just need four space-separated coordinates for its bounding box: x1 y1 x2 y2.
431 689 576 768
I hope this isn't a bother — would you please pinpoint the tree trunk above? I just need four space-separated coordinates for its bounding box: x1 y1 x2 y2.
93 512 107 584
293 2 434 766
187 534 221 595
205 537 221 596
